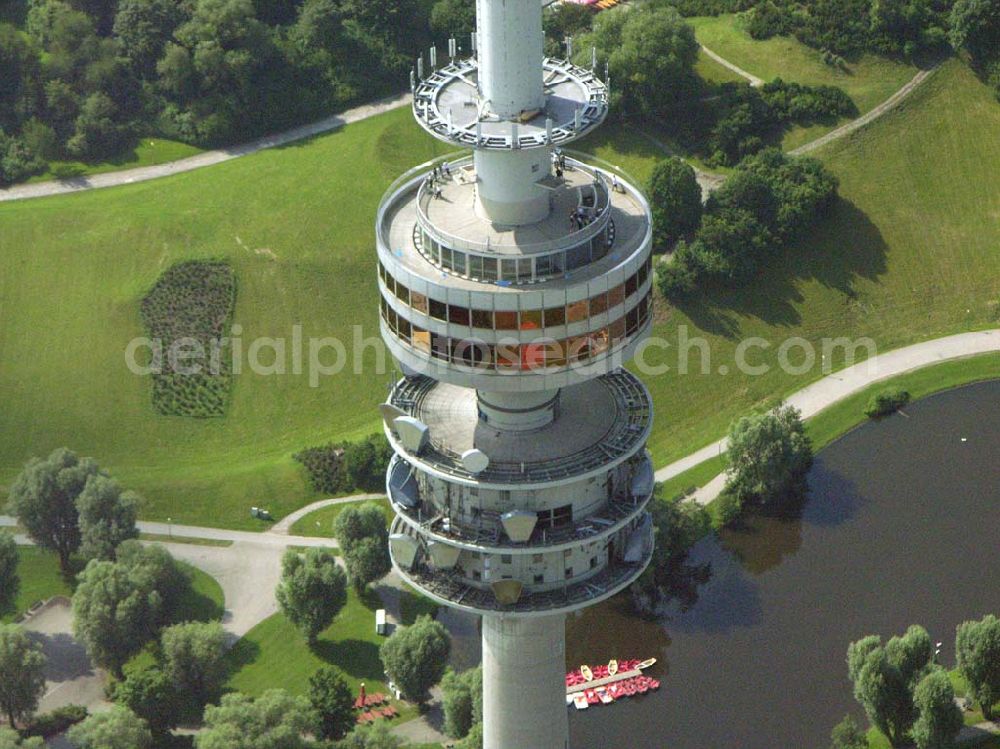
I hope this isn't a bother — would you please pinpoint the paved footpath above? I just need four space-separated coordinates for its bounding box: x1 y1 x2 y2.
0 92 411 203
701 43 764 87
654 329 1000 504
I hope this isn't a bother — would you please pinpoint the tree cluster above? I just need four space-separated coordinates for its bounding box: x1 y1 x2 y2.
294 434 393 495
276 546 347 644
0 0 431 183
5 448 139 573
333 503 391 593
949 0 1000 100
846 625 964 748
657 149 839 297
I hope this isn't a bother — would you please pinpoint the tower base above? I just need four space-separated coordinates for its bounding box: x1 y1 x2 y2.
482 613 568 749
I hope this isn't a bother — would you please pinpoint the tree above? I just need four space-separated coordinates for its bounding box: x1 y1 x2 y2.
950 0 1000 61
379 615 450 704
724 404 813 512
308 666 354 741
454 722 483 749
830 715 868 749
0 534 18 612
115 540 189 622
343 536 391 593
442 666 481 739
0 624 46 729
0 728 44 749
340 436 392 492
161 621 228 706
576 4 699 117
847 627 935 747
335 721 402 749
648 157 702 250
113 0 188 77
294 0 342 51
911 670 963 749
72 559 161 678
76 474 140 562
956 614 1000 720
275 547 346 645
195 690 318 749
66 92 133 160
67 706 153 749
113 667 180 735
430 0 474 39
333 503 386 550
5 448 100 572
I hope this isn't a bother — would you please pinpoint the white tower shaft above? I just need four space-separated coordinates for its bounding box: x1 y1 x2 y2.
474 0 551 226
483 614 569 749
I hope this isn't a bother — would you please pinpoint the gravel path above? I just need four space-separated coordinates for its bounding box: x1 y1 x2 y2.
790 64 941 155
654 329 1000 504
0 92 411 203
700 43 764 87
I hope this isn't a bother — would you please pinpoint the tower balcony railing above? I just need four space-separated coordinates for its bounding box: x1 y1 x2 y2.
386 369 652 484
414 154 612 256
389 516 654 617
386 454 653 554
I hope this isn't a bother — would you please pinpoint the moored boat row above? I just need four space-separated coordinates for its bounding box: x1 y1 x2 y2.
566 658 660 709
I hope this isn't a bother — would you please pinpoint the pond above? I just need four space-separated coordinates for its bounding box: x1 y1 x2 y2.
566 379 1000 749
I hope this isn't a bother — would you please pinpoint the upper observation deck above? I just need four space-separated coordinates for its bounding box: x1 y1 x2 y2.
413 58 608 150
378 154 651 292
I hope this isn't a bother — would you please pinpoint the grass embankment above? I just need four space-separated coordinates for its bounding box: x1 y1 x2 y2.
24 138 205 184
1 58 997 531
687 14 919 150
289 498 393 538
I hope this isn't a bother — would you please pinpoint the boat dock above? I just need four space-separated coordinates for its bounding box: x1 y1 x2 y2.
566 668 643 694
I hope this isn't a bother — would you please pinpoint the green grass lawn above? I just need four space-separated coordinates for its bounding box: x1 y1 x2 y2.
226 586 418 722
0 544 74 622
1 57 998 531
289 498 392 538
25 138 204 184
688 14 920 149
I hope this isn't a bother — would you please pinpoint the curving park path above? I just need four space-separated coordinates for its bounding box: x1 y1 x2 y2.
653 329 1000 503
0 93 411 203
700 43 764 87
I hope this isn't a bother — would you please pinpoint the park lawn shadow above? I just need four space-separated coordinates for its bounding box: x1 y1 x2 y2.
225 637 262 675
173 583 225 625
674 196 889 331
399 590 439 625
310 637 385 683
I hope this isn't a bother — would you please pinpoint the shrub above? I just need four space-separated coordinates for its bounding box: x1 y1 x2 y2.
294 435 392 494
139 260 237 418
865 387 911 418
20 704 88 738
0 131 44 185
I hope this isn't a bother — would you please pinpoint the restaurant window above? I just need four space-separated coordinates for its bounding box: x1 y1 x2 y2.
517 258 534 281
532 553 544 564
534 574 544 584
501 554 512 564
637 260 648 287
412 328 431 353
543 305 565 327
589 292 608 316
609 317 626 343
468 254 484 279
544 339 566 368
470 308 490 328
494 310 518 330
566 242 590 270
428 298 447 321
410 290 429 315
397 318 411 340
501 258 517 280
566 299 588 324
395 282 409 306
449 304 470 326
481 257 498 281
608 284 625 308
565 567 573 579
472 570 481 581
496 344 520 369
520 309 542 330
430 333 449 360
625 307 639 337
625 271 638 297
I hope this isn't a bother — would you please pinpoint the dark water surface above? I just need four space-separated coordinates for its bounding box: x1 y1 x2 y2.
566 380 1000 749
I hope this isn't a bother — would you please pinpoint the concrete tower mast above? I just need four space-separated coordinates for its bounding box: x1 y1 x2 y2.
376 2 655 746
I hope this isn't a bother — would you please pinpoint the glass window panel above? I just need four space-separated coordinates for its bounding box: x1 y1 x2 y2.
589 292 608 316
440 246 452 270
566 242 590 270
544 306 565 327
501 259 517 280
637 261 648 287
625 271 638 297
520 309 542 330
472 308 492 329
449 305 470 326
517 258 533 281
397 318 411 340
590 328 610 355
429 298 447 321
482 257 498 281
494 310 518 330
545 339 566 367
609 317 626 343
535 254 553 277
395 282 409 306
521 342 546 370
468 254 484 279
608 284 625 308
626 307 639 337
496 343 520 368
430 333 449 360
454 251 467 276
566 299 588 323
411 291 429 315
412 328 431 353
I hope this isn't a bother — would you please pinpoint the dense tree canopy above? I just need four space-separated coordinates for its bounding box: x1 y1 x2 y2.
67 706 153 749
441 666 482 739
195 690 319 749
75 474 139 561
161 621 229 706
0 625 46 729
911 669 963 749
275 547 347 644
308 665 354 741
0 728 44 749
0 534 18 612
648 157 703 250
113 667 181 735
956 614 1000 720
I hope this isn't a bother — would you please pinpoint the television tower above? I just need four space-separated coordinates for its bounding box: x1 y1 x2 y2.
376 1 655 746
